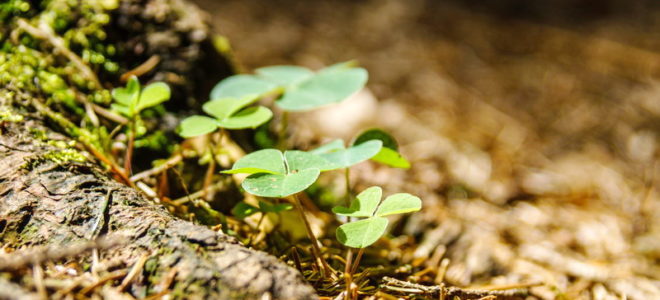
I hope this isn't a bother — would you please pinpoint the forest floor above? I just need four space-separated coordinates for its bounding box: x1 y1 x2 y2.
193 0 660 299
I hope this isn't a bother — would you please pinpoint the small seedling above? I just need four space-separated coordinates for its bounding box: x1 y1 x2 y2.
177 94 273 200
210 62 368 148
334 185 421 296
224 148 340 276
312 129 410 170
111 75 171 175
210 62 368 112
177 95 273 138
223 148 337 197
311 129 410 207
334 186 421 248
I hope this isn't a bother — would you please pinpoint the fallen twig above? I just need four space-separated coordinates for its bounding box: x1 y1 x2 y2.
120 55 161 82
381 276 530 300
130 154 183 182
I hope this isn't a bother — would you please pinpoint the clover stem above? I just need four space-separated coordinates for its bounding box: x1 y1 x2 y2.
344 168 351 206
290 193 333 278
350 248 365 275
201 144 217 201
202 130 224 201
124 118 136 177
344 248 354 300
201 148 216 201
277 111 289 150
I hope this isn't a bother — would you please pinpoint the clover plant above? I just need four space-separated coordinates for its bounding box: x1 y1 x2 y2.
223 148 337 197
203 62 420 285
312 129 409 170
178 95 273 138
111 75 171 174
210 62 368 148
210 61 368 112
333 186 421 248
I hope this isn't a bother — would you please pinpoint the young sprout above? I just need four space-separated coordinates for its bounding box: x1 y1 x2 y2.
111 75 171 175
312 129 410 171
333 186 421 248
210 61 368 148
311 129 410 204
177 95 273 200
224 148 338 277
223 149 336 197
177 94 273 138
210 62 368 112
334 185 421 295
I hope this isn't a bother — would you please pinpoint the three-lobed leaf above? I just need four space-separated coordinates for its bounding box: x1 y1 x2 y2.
225 149 338 198
203 95 273 130
179 95 273 138
276 66 368 111
242 169 320 198
112 76 171 117
318 140 382 169
334 186 422 248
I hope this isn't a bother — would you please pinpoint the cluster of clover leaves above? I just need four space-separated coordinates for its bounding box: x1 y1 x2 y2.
175 61 422 284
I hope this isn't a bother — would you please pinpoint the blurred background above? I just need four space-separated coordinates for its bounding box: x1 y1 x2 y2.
194 0 659 298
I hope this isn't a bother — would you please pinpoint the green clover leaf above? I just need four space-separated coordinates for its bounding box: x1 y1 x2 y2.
335 186 421 248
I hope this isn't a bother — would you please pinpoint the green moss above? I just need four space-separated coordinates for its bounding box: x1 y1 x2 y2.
1 0 118 111
0 109 24 122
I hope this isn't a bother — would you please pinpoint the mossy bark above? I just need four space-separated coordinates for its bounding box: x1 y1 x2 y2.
0 0 316 299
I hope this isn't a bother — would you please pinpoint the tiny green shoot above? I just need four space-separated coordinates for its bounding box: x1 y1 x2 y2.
333 186 421 248
209 62 368 148
223 148 336 198
210 61 368 112
178 95 273 138
224 148 339 276
111 75 171 175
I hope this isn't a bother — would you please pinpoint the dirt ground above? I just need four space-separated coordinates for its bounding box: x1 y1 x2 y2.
192 0 660 299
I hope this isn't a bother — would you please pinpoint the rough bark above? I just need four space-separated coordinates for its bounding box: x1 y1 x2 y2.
0 0 316 299
0 116 316 299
